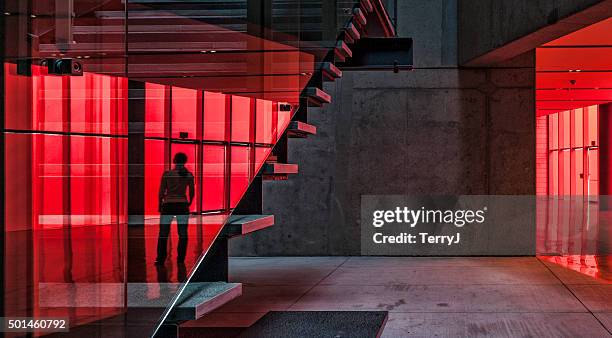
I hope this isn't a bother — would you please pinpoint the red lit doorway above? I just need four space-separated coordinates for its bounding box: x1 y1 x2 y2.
536 17 612 281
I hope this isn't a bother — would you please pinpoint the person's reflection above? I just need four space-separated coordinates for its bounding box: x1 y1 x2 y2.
155 152 195 266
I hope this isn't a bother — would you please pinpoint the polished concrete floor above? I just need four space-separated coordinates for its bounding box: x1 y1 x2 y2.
184 257 612 337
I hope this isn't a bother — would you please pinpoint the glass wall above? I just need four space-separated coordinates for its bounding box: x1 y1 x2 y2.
1 0 372 335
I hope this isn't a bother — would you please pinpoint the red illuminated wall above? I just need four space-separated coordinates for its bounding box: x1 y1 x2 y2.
3 62 295 328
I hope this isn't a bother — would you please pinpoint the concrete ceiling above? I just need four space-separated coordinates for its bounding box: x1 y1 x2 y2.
536 17 612 116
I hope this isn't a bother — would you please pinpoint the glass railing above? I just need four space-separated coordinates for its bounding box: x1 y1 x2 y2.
1 0 387 336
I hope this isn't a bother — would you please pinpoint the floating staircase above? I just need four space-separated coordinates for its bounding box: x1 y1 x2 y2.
156 2 395 336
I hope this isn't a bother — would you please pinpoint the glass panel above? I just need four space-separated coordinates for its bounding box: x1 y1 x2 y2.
230 146 251 208
560 110 570 149
277 103 292 134
588 149 599 196
146 83 168 138
561 151 571 196
549 151 558 195
549 114 558 150
231 96 252 143
202 145 226 211
586 105 598 147
255 146 273 173
256 99 277 144
571 149 584 196
171 143 199 213
572 108 583 148
145 139 167 218
172 87 199 140
203 91 228 142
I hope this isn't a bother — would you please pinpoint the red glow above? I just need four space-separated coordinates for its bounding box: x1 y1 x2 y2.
203 91 228 142
230 146 251 208
145 82 167 138
171 143 199 213
145 139 166 218
202 145 226 211
172 87 199 140
231 96 253 143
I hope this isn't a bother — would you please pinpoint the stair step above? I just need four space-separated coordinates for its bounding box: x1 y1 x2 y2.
287 121 317 138
224 215 275 237
321 62 342 81
304 87 332 106
263 162 299 175
345 22 361 42
171 282 242 321
39 282 241 322
335 40 353 62
353 8 367 26
361 0 374 13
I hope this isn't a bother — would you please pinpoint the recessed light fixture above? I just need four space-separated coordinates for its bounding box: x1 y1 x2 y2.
210 50 217 53
4 12 10 16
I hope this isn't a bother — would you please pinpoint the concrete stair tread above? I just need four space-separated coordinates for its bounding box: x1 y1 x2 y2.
171 282 242 321
345 22 361 42
304 87 332 106
223 215 275 237
263 162 299 175
353 8 367 26
322 62 343 80
288 121 317 138
361 0 374 13
335 40 353 62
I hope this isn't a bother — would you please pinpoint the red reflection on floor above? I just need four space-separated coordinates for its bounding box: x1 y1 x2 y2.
539 255 612 283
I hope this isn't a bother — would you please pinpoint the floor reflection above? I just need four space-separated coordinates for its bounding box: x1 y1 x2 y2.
4 213 226 336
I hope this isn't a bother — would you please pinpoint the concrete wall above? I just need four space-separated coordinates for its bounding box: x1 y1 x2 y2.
230 0 536 256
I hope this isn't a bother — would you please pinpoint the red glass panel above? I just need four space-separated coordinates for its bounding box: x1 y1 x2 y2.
277 103 291 134
34 134 66 229
5 133 33 231
549 114 558 150
230 146 251 208
203 91 227 141
255 146 272 174
586 105 598 146
560 110 570 149
549 151 558 195
71 74 118 135
145 139 166 218
202 145 226 211
588 149 599 196
171 143 198 213
571 149 584 196
5 63 33 130
115 78 128 136
172 87 199 140
231 96 252 143
70 136 125 226
572 108 583 148
40 73 65 132
146 82 167 138
256 99 277 144
561 151 570 196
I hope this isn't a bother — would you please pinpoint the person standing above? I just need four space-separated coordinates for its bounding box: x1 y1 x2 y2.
155 152 195 265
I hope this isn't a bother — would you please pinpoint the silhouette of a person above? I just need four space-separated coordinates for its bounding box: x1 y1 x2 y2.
155 152 195 265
